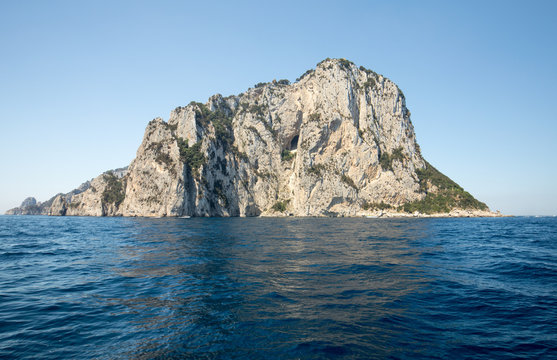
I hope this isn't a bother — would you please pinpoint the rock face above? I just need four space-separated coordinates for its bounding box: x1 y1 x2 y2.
6 58 492 217
5 176 118 216
21 197 37 208
6 197 41 215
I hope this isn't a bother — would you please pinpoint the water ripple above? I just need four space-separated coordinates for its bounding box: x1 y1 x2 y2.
0 216 555 359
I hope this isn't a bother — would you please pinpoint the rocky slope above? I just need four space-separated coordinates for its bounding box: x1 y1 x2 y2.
7 58 495 217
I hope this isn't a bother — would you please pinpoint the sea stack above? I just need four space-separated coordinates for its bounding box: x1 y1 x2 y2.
7 58 494 217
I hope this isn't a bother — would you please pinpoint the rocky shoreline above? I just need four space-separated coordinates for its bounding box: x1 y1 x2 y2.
261 209 505 218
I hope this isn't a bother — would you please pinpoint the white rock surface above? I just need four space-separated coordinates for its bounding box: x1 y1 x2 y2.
7 59 496 217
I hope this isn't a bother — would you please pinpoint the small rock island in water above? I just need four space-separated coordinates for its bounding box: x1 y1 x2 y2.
7 58 498 218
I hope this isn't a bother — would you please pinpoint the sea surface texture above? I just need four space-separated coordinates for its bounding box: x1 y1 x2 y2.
0 216 555 359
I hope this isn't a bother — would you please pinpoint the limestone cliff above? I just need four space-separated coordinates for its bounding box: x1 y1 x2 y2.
7 58 494 217
6 169 126 216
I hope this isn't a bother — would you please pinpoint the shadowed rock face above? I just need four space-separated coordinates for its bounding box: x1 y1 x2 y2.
20 197 37 208
7 59 490 217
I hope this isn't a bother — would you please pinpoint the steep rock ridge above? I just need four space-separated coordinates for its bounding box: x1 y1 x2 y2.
7 58 492 217
6 170 125 216
6 197 42 215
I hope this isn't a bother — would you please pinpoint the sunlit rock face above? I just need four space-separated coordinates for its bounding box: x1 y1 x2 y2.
7 58 491 217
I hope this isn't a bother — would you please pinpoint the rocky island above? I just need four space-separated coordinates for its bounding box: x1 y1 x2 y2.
7 58 498 218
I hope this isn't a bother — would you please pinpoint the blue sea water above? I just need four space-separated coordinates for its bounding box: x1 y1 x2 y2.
0 216 555 359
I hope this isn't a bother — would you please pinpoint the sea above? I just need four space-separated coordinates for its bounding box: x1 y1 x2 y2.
0 215 555 359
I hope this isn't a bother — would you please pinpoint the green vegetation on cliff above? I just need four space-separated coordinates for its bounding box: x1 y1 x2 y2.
307 163 326 176
272 200 290 212
379 147 405 171
341 174 358 190
177 137 206 174
400 161 488 214
192 103 235 149
102 172 125 207
281 149 295 161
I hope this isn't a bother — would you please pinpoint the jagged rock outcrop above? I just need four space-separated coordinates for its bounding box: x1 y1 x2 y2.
21 197 37 208
6 197 42 215
6 173 122 216
7 58 494 217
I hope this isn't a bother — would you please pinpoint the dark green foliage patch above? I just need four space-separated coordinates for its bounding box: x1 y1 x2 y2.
341 174 358 190
363 77 376 89
192 102 212 127
379 147 406 171
338 58 354 69
211 112 234 149
177 137 206 174
155 152 173 167
272 200 289 212
248 104 267 117
296 69 314 82
281 149 295 161
400 161 488 214
309 113 321 122
102 172 125 207
307 163 326 176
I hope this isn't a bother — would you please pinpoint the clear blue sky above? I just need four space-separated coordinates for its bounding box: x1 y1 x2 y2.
1 0 556 215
